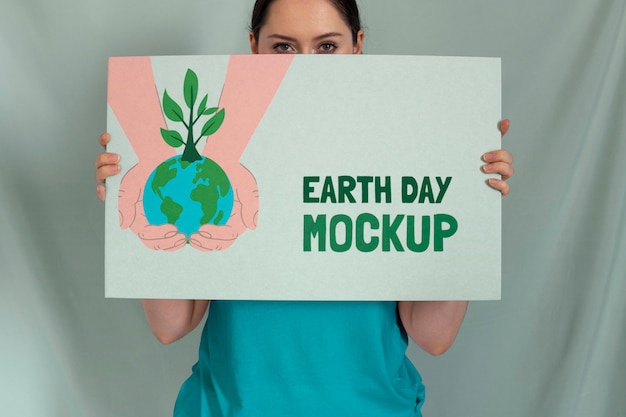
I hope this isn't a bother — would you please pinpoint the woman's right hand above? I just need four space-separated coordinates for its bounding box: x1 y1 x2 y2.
94 132 187 251
94 133 121 200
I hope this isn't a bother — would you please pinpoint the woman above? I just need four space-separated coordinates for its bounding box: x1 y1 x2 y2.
95 0 514 415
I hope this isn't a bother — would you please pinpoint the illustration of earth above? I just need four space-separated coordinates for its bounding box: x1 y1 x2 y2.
143 155 234 238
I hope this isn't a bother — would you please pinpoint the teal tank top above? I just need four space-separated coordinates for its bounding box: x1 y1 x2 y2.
173 301 425 416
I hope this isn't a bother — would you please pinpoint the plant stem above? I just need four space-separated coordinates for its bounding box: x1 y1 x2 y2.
181 100 202 162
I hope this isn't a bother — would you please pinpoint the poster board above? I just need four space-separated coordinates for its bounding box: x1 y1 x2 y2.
105 54 501 300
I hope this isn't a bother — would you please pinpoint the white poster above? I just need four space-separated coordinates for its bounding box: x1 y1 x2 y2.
105 54 501 300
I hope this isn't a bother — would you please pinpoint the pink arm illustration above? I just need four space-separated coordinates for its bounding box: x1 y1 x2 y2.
108 55 293 251
190 55 293 251
203 55 293 163
108 56 175 167
108 56 185 251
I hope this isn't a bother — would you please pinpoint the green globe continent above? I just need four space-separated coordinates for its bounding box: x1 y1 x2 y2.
143 156 234 237
190 158 233 226
151 158 184 224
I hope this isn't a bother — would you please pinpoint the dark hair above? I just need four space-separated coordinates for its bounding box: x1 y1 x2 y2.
250 0 362 44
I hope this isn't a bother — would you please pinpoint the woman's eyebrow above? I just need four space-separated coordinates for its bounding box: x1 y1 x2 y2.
267 32 345 42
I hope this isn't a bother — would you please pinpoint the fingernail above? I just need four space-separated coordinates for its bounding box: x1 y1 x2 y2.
165 231 177 238
488 178 498 186
483 152 494 162
483 164 493 172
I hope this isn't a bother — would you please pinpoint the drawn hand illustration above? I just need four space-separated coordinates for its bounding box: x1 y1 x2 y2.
108 55 293 251
119 164 187 251
187 55 292 251
109 57 186 251
189 162 258 251
95 132 184 250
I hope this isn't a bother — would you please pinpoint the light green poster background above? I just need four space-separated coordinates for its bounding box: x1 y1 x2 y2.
1 0 624 416
105 55 502 301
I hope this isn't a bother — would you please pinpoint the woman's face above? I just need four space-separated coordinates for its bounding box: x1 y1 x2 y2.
250 0 363 55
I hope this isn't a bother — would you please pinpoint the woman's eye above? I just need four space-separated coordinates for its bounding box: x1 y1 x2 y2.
318 43 337 54
273 43 295 53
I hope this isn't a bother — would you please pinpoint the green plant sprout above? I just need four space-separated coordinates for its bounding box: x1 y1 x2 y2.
142 68 233 238
160 68 225 162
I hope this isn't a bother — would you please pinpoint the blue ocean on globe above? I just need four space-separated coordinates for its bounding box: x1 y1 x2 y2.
143 155 234 238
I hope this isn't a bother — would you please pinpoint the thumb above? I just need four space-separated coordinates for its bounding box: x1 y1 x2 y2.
236 181 259 230
118 166 144 229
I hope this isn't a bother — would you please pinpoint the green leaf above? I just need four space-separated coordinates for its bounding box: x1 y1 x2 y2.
163 90 184 122
197 94 208 117
184 69 198 109
203 107 219 115
160 128 184 147
200 108 225 137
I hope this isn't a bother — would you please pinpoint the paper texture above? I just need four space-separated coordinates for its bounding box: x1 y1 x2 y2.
105 54 501 300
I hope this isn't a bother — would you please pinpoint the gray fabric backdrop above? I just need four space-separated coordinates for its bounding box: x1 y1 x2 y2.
1 0 624 416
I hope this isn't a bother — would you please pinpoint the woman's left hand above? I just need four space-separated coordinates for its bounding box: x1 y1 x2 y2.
482 119 514 196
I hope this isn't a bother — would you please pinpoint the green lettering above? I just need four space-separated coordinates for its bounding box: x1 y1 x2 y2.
375 176 392 203
402 176 418 203
330 214 352 252
355 213 379 252
435 177 452 203
338 176 357 203
418 177 434 203
357 176 373 203
382 214 404 252
406 215 430 252
303 214 326 251
303 176 320 203
434 214 458 251
321 177 337 203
